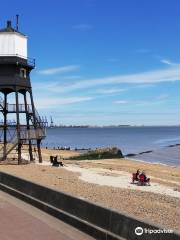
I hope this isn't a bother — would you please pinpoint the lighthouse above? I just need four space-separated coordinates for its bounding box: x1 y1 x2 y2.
0 16 46 164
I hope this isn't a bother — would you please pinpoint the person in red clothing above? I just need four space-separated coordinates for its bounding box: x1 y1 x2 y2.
132 169 140 183
135 169 140 180
139 170 150 185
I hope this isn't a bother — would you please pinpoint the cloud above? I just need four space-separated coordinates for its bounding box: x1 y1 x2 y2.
72 24 93 30
114 100 128 104
114 100 156 106
134 84 155 89
114 97 167 106
160 59 176 66
155 55 177 66
97 88 126 94
35 96 93 109
50 64 180 92
38 65 80 75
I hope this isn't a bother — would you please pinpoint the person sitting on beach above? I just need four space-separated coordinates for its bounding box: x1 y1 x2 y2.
135 169 140 180
50 155 64 167
53 155 59 165
57 155 64 166
132 169 140 183
50 155 59 167
50 155 54 164
139 171 150 185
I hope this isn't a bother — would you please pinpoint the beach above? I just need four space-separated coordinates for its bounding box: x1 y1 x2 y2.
0 148 179 231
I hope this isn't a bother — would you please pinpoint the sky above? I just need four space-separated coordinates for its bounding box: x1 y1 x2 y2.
1 0 180 126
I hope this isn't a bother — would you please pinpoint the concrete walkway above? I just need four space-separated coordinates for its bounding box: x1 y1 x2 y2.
0 190 94 240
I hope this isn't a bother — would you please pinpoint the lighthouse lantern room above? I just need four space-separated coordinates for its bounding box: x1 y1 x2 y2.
0 20 27 58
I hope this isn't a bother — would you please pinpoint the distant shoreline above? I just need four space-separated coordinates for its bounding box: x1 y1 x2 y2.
47 125 180 129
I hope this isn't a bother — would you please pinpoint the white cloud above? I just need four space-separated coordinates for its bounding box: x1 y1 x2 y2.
72 24 93 30
35 96 93 109
52 64 180 92
38 65 80 75
114 100 128 104
160 59 176 66
134 84 155 89
114 98 167 106
113 94 169 106
97 88 126 94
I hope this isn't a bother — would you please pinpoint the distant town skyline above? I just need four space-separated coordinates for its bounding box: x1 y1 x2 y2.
1 0 180 125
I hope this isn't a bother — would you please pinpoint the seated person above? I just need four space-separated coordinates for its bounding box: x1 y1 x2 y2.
50 155 59 166
50 156 54 164
51 155 64 167
132 169 140 183
53 155 59 166
139 171 150 184
58 156 64 167
135 169 140 180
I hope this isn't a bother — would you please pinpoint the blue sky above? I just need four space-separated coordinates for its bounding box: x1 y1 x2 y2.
1 0 180 126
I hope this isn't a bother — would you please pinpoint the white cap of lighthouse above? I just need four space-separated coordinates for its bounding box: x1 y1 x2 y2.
0 19 27 59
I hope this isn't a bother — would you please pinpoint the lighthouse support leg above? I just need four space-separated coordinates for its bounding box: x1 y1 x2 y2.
24 92 33 161
15 91 21 165
29 91 42 163
3 93 7 160
37 139 42 163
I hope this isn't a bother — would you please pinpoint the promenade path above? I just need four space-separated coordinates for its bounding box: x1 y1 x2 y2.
0 190 94 240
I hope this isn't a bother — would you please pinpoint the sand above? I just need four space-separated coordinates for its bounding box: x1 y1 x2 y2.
64 165 180 198
0 150 179 231
21 147 80 161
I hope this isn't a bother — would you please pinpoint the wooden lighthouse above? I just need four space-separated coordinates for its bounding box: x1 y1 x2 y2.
0 17 46 164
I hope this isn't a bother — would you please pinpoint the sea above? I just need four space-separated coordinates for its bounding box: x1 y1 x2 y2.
42 126 180 167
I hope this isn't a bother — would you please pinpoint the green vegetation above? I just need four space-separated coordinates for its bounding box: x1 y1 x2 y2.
68 147 123 160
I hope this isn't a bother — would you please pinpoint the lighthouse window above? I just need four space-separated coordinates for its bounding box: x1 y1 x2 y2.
20 68 27 78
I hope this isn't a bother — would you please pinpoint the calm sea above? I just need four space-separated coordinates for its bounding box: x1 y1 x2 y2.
42 126 180 167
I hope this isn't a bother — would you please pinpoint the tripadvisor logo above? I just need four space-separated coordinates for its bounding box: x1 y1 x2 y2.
135 226 173 235
135 227 143 236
